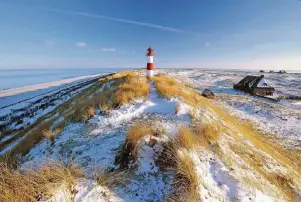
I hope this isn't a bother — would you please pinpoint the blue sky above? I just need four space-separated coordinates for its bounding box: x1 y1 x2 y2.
0 0 301 70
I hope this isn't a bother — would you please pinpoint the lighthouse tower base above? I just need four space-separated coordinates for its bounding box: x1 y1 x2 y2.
146 70 154 77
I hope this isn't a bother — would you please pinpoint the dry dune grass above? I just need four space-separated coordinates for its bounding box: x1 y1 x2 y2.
156 125 218 202
153 74 301 200
1 79 105 160
193 123 220 147
230 143 299 201
165 151 199 202
176 124 220 151
157 140 200 202
80 106 96 123
94 169 129 188
4 120 56 163
125 122 153 148
114 75 150 105
177 127 198 150
43 128 62 144
0 160 84 202
2 71 151 163
70 71 149 120
152 75 199 107
117 122 154 168
172 152 200 202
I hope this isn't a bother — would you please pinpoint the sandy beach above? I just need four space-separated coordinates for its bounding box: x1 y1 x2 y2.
0 73 104 98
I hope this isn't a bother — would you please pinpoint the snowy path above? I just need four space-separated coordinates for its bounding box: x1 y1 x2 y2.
20 81 193 202
18 79 283 202
90 82 190 127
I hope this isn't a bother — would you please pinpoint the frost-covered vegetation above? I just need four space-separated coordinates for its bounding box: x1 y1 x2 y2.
0 70 300 202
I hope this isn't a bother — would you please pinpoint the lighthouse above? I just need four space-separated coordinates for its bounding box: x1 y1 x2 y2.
146 46 154 77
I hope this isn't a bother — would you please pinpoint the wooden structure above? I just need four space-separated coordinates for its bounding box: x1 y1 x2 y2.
233 75 275 96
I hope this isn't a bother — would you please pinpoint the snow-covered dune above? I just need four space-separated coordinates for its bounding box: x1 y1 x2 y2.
159 69 301 147
1 71 300 202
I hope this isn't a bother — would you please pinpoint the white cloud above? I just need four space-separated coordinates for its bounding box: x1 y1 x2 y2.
101 48 116 52
76 42 86 47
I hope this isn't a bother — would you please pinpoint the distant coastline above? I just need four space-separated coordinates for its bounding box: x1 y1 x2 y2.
0 68 128 90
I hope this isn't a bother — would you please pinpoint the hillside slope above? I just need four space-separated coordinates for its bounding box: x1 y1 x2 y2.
1 71 301 202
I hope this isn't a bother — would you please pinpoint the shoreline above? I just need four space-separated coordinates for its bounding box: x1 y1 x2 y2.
0 73 106 98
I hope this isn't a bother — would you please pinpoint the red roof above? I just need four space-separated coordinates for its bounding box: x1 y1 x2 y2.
147 46 154 56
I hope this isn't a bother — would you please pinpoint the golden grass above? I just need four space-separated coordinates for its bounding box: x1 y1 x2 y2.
117 122 154 168
171 152 200 202
154 126 167 136
157 141 200 202
177 127 198 150
153 74 301 199
155 74 301 165
230 143 298 201
0 79 106 159
80 106 96 122
94 169 128 188
193 123 220 147
87 106 95 117
98 102 111 113
0 160 85 202
42 128 62 144
2 71 151 164
152 75 198 107
3 120 56 164
114 75 150 105
266 173 297 202
125 122 153 151
176 123 220 151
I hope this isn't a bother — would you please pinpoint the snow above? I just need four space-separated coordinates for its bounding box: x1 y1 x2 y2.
89 82 191 128
180 149 276 202
257 78 271 88
73 179 123 202
47 179 123 202
292 101 301 106
20 81 189 202
11 70 300 202
159 69 301 148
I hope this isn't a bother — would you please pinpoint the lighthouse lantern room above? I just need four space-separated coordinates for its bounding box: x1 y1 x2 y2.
146 46 154 77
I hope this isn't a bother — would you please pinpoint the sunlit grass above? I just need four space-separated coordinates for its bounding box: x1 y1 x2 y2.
153 74 301 199
0 160 85 202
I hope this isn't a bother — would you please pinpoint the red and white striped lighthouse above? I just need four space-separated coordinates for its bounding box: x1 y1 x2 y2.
146 46 154 77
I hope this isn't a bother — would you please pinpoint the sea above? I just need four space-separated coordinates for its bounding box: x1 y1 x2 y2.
0 68 128 90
